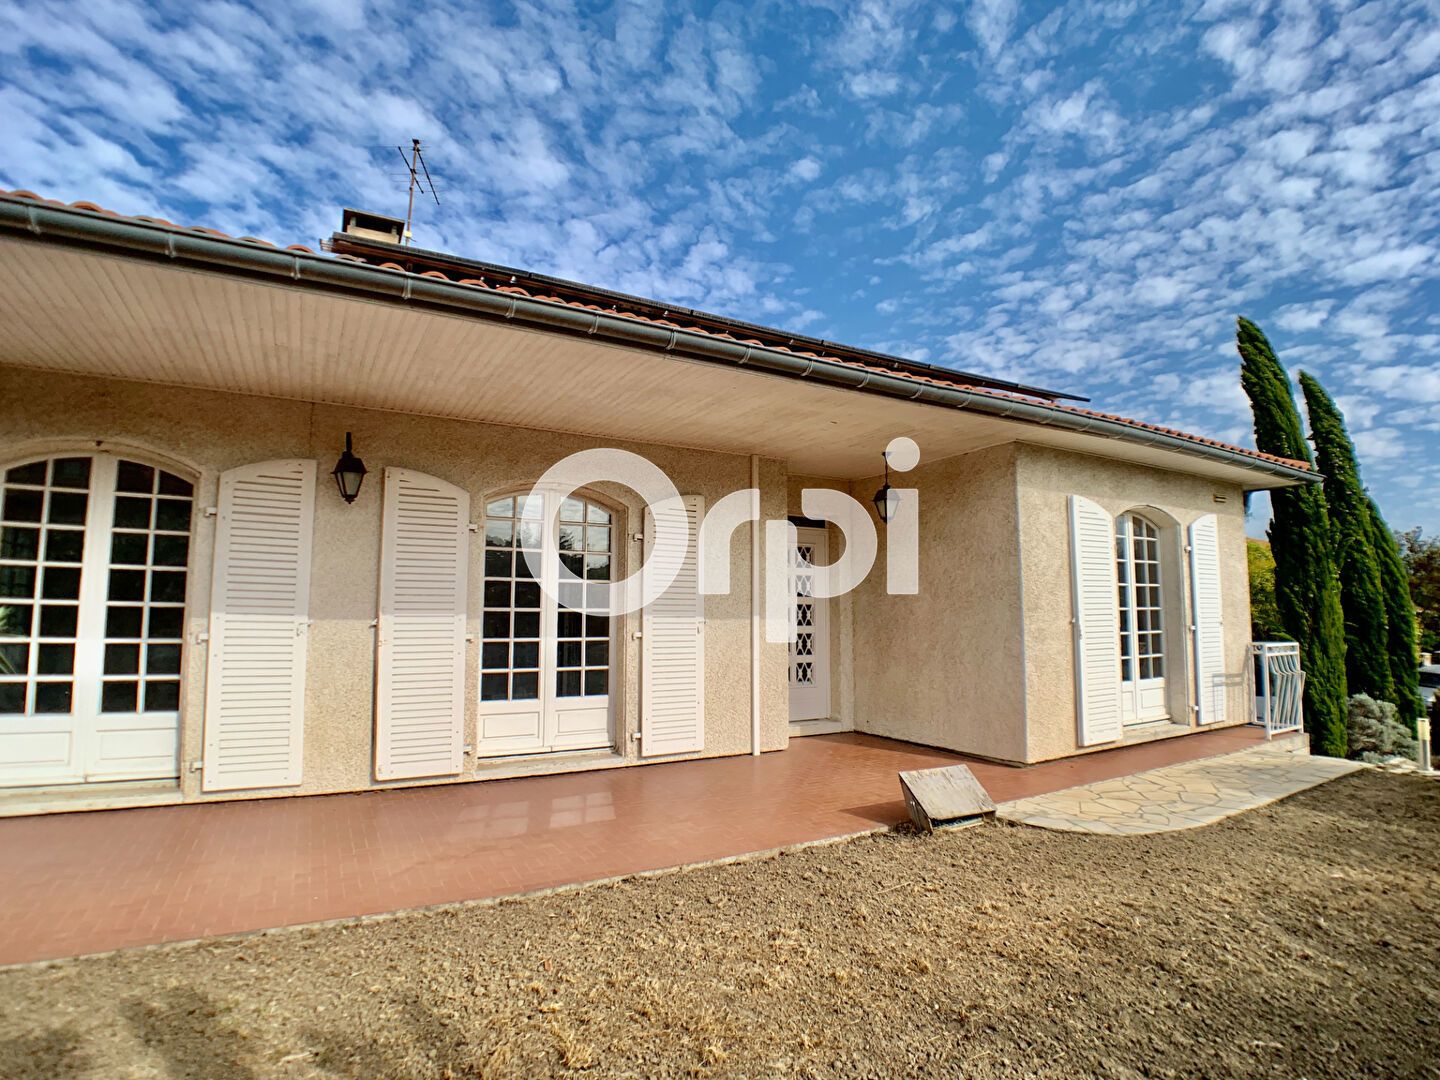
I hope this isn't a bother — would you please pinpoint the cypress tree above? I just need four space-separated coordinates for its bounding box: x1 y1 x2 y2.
1298 372 1393 703
1368 497 1424 726
1237 318 1348 757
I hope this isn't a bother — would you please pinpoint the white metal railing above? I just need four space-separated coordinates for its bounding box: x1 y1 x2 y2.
1249 641 1305 737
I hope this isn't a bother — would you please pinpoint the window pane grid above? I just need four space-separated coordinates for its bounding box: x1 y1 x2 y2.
556 496 610 700
482 494 612 703
482 496 542 702
1115 514 1164 684
100 463 192 714
0 459 91 715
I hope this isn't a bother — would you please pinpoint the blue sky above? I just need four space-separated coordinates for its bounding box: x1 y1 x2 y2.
2 0 1438 534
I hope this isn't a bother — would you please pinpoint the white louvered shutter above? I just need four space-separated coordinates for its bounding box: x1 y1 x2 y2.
1069 495 1123 747
202 460 316 792
641 495 705 756
1189 513 1226 725
375 468 469 780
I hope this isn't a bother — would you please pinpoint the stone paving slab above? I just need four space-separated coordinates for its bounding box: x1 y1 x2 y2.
997 741 1363 834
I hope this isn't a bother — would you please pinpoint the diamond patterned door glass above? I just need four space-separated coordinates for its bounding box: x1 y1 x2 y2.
1115 514 1164 683
101 462 193 714
0 458 90 716
790 542 815 686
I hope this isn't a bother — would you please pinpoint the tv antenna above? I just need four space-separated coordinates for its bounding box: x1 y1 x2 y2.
397 138 439 246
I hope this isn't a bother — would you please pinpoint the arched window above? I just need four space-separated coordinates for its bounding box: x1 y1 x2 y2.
0 454 194 785
476 490 613 756
1115 512 1166 724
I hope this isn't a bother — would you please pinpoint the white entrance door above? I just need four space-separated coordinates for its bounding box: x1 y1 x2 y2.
1116 512 1167 724
788 527 831 722
476 491 614 756
0 455 193 786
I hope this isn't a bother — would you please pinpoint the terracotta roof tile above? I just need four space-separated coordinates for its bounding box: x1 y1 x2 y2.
0 187 1311 474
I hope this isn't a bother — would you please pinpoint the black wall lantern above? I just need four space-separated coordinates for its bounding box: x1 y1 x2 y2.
872 450 898 524
331 432 368 504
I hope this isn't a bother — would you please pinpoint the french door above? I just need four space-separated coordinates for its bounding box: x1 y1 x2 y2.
1115 512 1166 724
0 454 193 786
475 491 614 756
788 527 831 722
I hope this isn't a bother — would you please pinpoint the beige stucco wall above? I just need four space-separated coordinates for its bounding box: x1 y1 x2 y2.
0 365 791 804
846 444 1030 761
1016 444 1253 762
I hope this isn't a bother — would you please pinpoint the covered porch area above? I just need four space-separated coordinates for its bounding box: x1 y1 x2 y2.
0 725 1269 966
0 193 1312 808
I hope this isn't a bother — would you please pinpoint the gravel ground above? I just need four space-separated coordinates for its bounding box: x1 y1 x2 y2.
1 769 1437 1080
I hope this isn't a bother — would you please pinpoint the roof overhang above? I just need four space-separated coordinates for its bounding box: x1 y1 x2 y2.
0 198 1313 489
325 227 1089 404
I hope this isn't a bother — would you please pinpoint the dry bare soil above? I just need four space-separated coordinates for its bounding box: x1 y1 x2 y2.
1 770 1437 1079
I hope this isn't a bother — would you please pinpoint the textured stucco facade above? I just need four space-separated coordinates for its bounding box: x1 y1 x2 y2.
1015 444 1253 762
793 442 1253 765
847 444 1030 762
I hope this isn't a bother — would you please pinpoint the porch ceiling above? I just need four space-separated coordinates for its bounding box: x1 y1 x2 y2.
0 234 1293 487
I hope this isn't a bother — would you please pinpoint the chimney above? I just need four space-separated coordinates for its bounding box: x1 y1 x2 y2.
340 208 406 245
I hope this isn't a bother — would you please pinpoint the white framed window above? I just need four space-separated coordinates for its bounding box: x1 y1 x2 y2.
0 456 92 720
0 454 194 785
97 459 192 716
1115 511 1166 724
481 494 544 704
476 490 614 755
1116 513 1164 680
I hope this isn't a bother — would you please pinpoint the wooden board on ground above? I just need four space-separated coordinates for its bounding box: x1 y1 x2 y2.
899 765 996 833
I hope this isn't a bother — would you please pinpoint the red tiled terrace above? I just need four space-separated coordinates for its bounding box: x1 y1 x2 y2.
0 727 1271 967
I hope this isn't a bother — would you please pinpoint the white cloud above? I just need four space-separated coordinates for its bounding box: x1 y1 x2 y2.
846 71 902 99
1336 246 1434 285
1133 276 1184 307
1352 426 1408 463
788 156 822 182
1272 301 1333 333
1353 365 1440 404
1026 83 1124 147
1333 394 1382 430
1331 307 1390 339
967 0 1020 59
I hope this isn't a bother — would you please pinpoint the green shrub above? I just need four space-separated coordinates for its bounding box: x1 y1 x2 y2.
1346 694 1418 763
1247 540 1287 642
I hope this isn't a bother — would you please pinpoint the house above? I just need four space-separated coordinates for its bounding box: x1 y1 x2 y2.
0 190 1314 811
